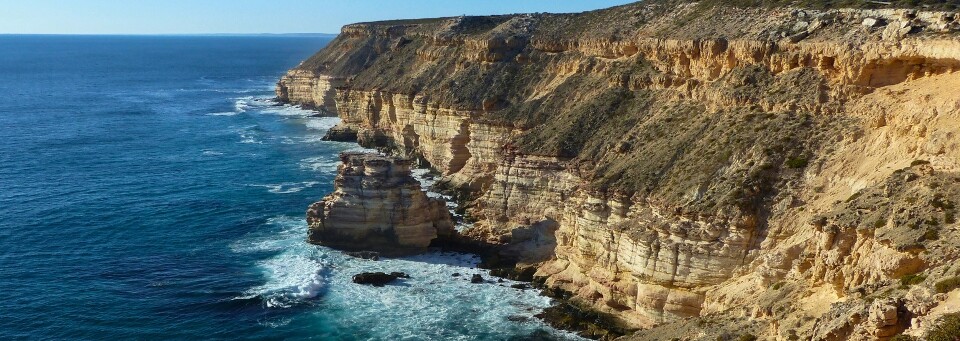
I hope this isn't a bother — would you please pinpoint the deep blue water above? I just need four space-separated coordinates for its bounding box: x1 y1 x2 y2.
0 35 574 340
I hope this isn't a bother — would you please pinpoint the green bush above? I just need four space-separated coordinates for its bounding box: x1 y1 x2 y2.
900 273 927 287
927 313 960 341
935 277 960 294
890 334 916 341
923 229 940 242
786 157 808 169
846 191 863 203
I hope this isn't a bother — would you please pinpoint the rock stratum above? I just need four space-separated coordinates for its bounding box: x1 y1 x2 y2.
306 152 454 255
283 1 960 339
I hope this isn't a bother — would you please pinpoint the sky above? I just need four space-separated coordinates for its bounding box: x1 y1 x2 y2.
0 0 637 35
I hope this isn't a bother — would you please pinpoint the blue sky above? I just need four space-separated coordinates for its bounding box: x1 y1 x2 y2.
0 0 636 34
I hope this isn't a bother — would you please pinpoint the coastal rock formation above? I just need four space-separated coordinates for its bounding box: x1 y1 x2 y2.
352 272 411 286
286 1 960 339
306 152 454 255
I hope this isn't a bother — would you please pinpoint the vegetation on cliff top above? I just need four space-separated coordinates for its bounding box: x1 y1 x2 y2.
290 0 867 211
695 0 960 10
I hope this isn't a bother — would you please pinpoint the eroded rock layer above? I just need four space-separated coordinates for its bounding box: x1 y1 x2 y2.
306 152 454 255
285 1 960 339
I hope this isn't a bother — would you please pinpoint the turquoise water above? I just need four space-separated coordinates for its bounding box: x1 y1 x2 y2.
0 35 574 340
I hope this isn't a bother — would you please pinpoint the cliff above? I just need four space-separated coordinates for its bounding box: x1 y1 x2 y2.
306 152 454 255
283 1 960 339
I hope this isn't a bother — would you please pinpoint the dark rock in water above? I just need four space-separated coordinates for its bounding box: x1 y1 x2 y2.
507 315 531 323
534 301 633 339
508 329 557 341
470 274 484 283
352 272 402 286
452 272 461 277
497 278 505 283
345 251 380 260
510 283 531 290
321 125 359 142
390 272 411 279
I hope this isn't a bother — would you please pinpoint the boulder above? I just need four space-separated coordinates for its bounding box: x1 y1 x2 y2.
352 272 402 286
862 17 886 28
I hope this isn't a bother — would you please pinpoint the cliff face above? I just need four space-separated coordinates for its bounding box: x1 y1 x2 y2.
306 152 454 255
283 1 960 339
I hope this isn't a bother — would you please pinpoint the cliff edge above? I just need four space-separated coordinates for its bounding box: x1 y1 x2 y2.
284 1 960 339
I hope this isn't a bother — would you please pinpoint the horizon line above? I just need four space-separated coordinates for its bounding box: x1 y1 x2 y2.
0 32 339 36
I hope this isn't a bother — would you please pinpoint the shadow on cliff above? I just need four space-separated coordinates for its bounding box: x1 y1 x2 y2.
429 219 559 281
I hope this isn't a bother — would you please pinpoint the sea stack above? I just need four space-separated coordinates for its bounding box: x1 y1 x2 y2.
306 152 454 255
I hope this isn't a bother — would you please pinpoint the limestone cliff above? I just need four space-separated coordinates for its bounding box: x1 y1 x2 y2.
284 1 960 339
306 152 454 255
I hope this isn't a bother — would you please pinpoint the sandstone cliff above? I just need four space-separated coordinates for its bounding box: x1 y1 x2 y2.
284 1 960 339
306 152 454 255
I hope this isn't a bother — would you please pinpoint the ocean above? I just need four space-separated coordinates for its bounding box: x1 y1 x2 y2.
0 35 576 340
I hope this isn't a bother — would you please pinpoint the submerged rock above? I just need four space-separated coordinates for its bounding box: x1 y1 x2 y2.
306 152 455 256
390 272 411 279
344 251 381 260
471 274 484 284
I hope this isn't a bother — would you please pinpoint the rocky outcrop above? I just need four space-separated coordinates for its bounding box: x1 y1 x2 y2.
276 70 344 114
352 272 411 286
287 1 960 339
306 152 454 255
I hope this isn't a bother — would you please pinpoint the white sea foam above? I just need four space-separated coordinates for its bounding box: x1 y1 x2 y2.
238 132 263 144
233 216 327 308
248 181 319 194
411 167 467 229
176 88 265 94
234 99 250 113
298 156 341 173
316 251 585 340
231 215 583 339
297 136 327 144
230 216 302 253
236 125 264 144
304 117 340 132
206 111 239 116
201 150 224 156
254 252 326 308
258 103 316 117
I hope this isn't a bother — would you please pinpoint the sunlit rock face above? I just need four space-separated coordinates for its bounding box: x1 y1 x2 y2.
286 1 960 338
306 152 454 256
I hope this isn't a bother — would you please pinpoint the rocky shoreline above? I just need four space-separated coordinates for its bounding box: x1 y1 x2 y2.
303 150 623 338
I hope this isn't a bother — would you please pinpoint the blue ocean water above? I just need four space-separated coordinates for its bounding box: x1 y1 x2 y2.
0 35 576 340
